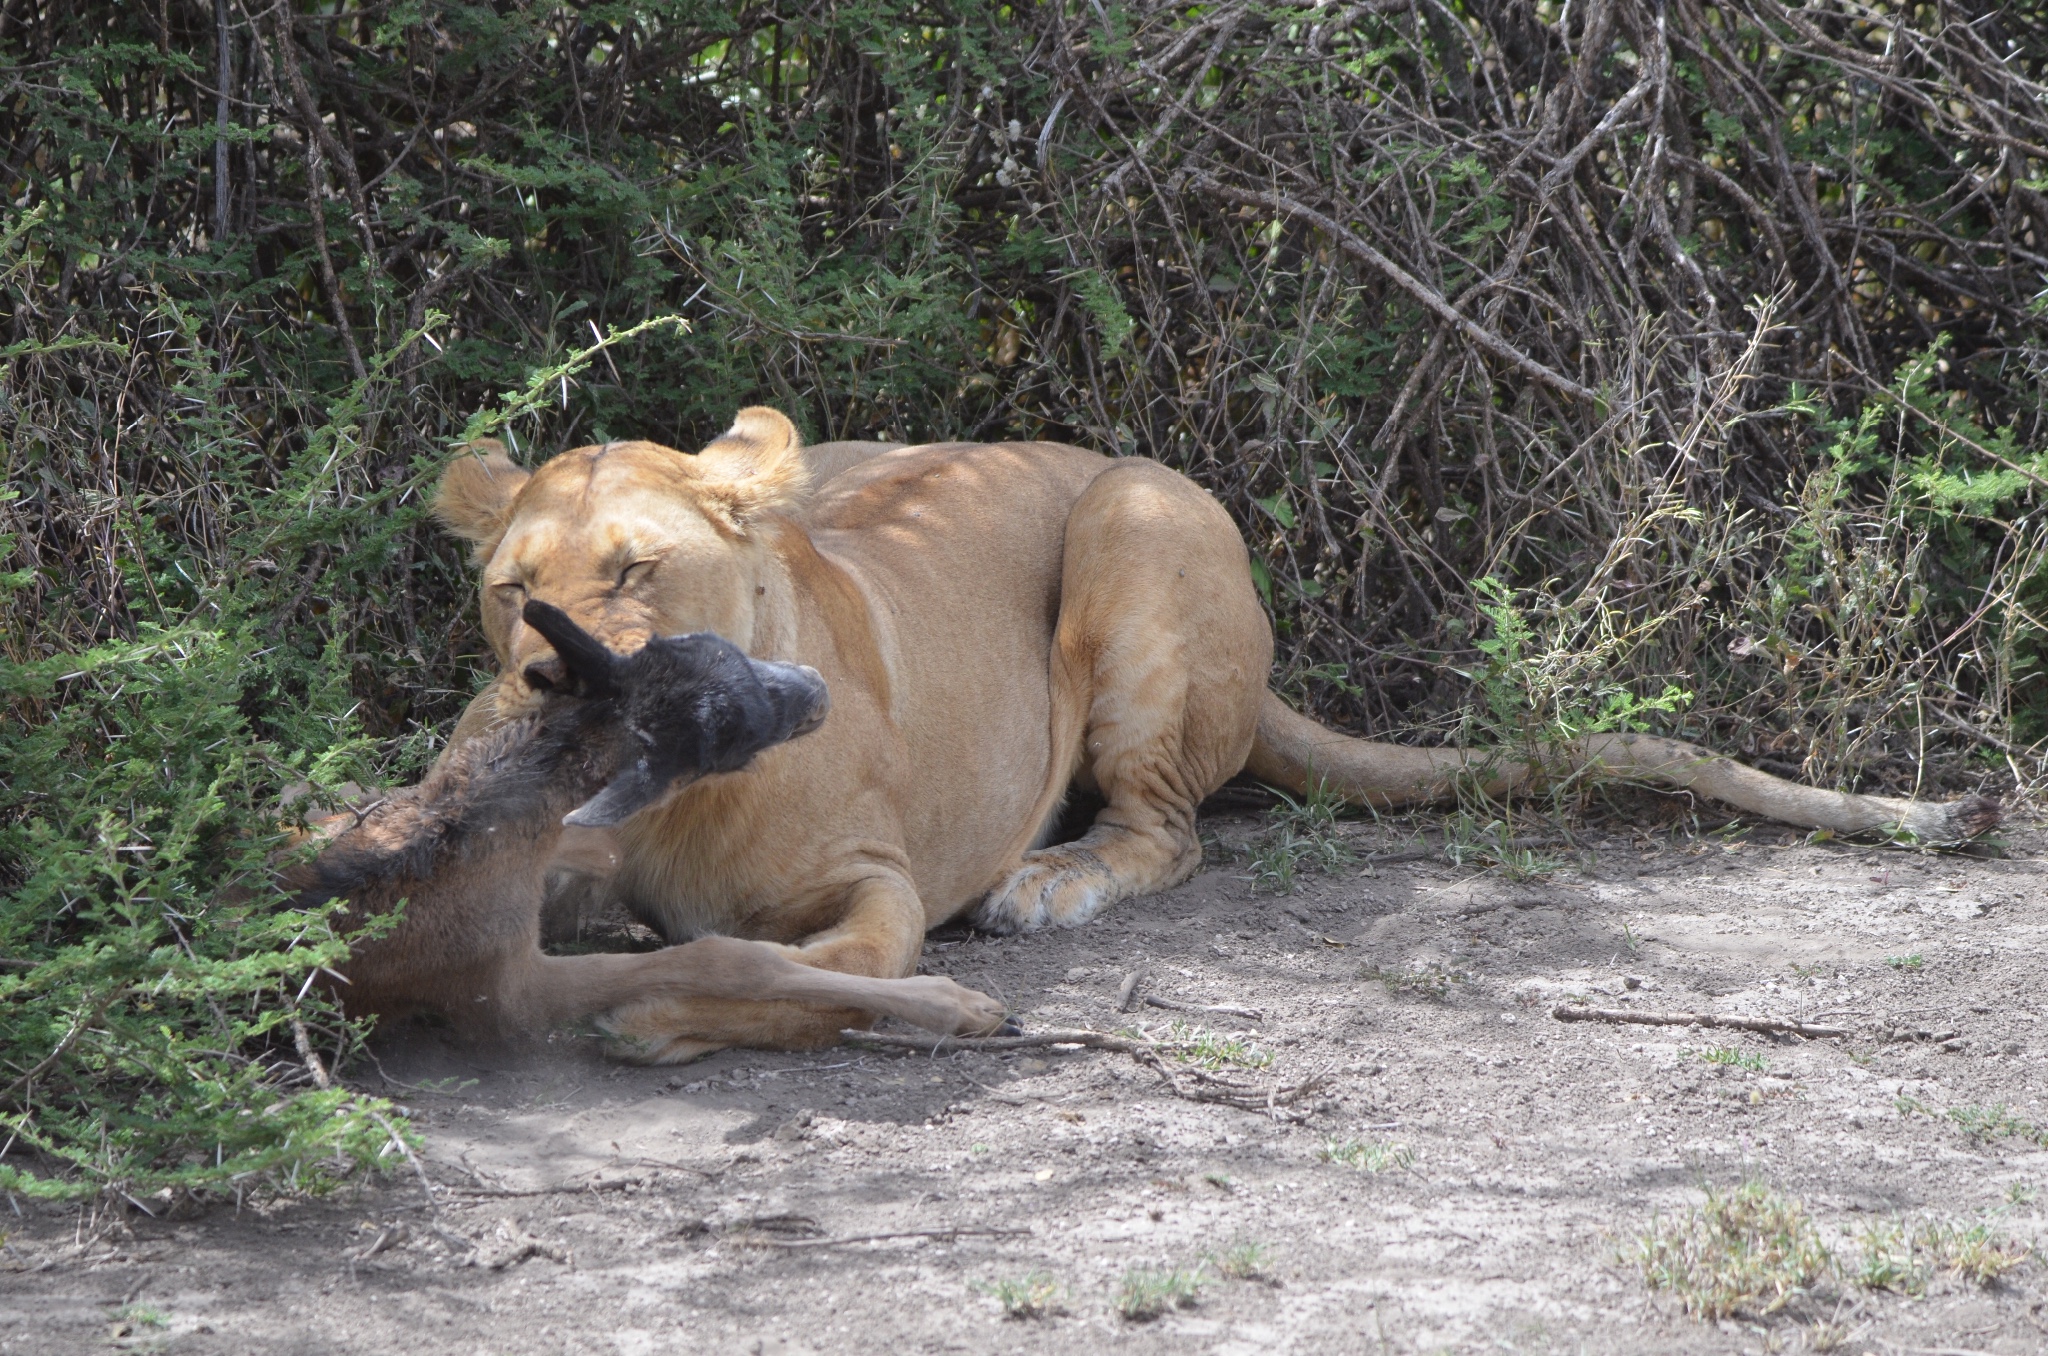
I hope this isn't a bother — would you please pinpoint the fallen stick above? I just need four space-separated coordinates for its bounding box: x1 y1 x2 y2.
1143 995 1264 1021
842 1028 1329 1122
1361 836 1566 867
1550 1005 1849 1039
1117 964 1149 1012
440 1176 649 1198
841 1028 1148 1055
737 1226 1031 1250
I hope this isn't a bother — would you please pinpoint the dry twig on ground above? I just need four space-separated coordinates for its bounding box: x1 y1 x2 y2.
841 1027 1329 1121
1550 1005 1849 1039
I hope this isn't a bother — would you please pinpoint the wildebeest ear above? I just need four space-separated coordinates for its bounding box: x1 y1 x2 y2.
521 599 623 699
689 407 812 528
433 441 531 558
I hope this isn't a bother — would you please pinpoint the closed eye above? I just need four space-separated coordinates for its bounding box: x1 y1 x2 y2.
492 580 528 598
617 560 656 590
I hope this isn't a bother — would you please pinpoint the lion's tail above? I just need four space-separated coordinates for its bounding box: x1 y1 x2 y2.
1243 692 1999 845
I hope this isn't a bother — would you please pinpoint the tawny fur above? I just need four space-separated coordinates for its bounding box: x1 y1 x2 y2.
432 406 1999 1063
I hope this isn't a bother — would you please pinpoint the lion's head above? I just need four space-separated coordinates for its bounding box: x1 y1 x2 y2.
434 407 810 717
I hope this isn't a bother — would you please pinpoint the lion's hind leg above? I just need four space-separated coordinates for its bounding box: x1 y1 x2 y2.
974 460 1272 933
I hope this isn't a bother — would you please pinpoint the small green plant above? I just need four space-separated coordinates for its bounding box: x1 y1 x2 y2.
1685 1045 1768 1073
1914 1219 2032 1285
1946 1104 2048 1147
978 1272 1062 1319
1116 1266 1203 1321
2009 1182 2038 1206
1318 1138 1413 1173
1442 811 1558 882
1851 1220 1923 1294
111 1306 169 1331
1244 779 1351 894
1884 953 1925 971
1157 1021 1272 1070
1364 962 1464 1001
1212 1241 1271 1280
1845 1215 2032 1292
1283 661 1365 704
1633 1182 1831 1320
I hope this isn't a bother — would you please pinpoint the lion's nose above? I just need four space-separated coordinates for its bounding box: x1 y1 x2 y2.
523 654 567 692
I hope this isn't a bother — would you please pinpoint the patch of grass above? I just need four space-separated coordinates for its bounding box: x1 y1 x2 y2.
2009 1182 2037 1206
1211 1241 1271 1281
1116 1266 1203 1321
1914 1219 2032 1285
1884 953 1925 971
111 1306 168 1330
1946 1103 2048 1148
1245 780 1351 894
1442 811 1558 882
1634 1182 1831 1319
1847 1216 2033 1293
1158 1021 1272 1070
1807 1318 1854 1352
1318 1137 1414 1173
1850 1220 1923 1294
978 1272 1062 1319
1684 1045 1769 1073
1363 962 1465 1001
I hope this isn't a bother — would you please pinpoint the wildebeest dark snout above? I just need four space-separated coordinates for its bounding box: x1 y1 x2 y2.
755 661 829 741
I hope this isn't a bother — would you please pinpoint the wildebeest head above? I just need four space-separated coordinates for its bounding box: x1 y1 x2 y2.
520 598 828 828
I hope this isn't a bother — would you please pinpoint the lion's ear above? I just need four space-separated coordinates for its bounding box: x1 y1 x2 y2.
433 441 531 557
691 407 811 525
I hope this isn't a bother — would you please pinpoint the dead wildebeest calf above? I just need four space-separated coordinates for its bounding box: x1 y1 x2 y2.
286 599 1012 1044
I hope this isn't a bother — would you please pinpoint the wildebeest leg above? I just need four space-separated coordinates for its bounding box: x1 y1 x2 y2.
510 932 1006 1054
593 872 959 1064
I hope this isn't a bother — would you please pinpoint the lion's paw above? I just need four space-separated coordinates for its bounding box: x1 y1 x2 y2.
973 846 1117 934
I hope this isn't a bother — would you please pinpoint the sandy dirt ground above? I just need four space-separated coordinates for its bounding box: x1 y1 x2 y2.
4 804 2046 1355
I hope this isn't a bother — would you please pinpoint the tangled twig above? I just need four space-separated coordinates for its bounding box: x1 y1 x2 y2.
841 1027 1332 1121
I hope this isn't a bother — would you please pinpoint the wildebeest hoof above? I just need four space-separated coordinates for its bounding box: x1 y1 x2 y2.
893 976 1012 1036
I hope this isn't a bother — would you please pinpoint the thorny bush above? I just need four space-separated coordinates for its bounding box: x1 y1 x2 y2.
3 0 2046 1198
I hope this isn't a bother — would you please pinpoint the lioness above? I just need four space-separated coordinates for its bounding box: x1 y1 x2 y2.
433 409 1997 1063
